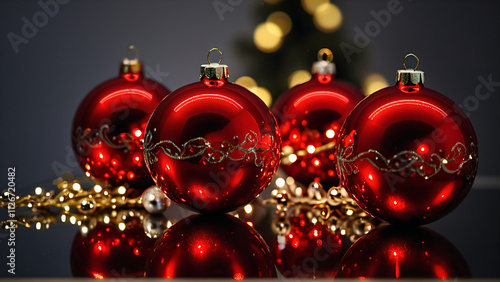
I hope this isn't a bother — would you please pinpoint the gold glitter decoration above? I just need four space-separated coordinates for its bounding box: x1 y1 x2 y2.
265 176 381 243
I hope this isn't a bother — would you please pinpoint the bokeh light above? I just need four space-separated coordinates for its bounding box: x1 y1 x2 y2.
362 73 389 96
254 22 283 53
288 70 311 88
301 0 328 15
254 87 273 107
235 76 273 107
313 3 343 33
267 11 292 35
235 76 257 89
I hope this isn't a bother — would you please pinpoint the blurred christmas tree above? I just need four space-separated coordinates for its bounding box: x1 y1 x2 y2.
234 0 388 105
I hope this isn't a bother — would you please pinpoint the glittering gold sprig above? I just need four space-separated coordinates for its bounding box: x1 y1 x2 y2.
265 176 380 243
0 172 148 231
1 171 143 212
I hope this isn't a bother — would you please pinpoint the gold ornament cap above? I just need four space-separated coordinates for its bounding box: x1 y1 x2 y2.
311 48 336 75
120 45 143 74
200 48 229 80
396 53 425 86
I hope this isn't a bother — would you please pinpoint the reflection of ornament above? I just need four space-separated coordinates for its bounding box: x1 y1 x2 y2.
72 45 170 189
336 54 478 225
143 214 173 239
141 186 170 214
272 48 364 187
145 214 277 278
271 205 351 278
63 208 175 241
265 176 380 243
264 176 380 278
144 48 281 213
71 217 156 278
231 197 268 230
337 225 470 278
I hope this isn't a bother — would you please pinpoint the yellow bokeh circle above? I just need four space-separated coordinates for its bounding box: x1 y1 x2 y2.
267 11 292 36
288 70 311 89
254 22 283 53
313 3 343 33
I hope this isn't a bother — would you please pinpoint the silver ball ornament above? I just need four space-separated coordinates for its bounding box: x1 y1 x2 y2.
142 186 170 214
143 214 168 238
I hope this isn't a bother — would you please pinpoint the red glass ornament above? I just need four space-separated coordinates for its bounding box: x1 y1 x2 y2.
336 59 478 225
144 214 277 278
144 51 280 212
72 47 169 190
70 218 156 278
269 206 351 278
337 225 470 278
272 50 364 188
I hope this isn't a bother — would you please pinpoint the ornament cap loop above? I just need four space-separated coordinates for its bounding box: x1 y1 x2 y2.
121 45 142 74
312 48 336 75
200 48 229 80
317 48 333 62
396 53 424 86
403 53 419 71
126 45 139 60
207 47 223 64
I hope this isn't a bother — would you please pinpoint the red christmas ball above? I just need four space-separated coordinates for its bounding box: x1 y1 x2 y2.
144 54 280 212
272 50 364 187
336 62 478 225
72 49 169 189
70 218 156 278
144 214 277 278
270 206 351 278
337 225 470 278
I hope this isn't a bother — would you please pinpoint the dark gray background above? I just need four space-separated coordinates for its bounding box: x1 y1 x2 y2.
1 0 499 192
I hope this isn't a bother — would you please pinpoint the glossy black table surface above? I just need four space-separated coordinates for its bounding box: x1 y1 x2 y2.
0 179 499 279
